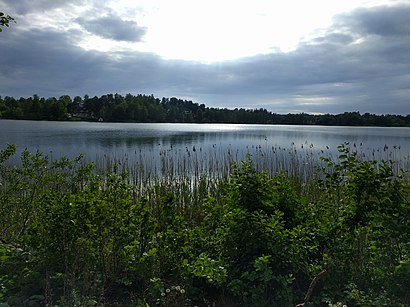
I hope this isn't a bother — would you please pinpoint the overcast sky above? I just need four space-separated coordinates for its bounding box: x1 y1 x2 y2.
1 0 409 114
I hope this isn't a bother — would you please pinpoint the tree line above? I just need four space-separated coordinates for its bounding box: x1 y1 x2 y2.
0 93 409 126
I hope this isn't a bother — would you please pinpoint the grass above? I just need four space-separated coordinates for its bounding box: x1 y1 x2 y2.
94 141 410 188
0 142 409 306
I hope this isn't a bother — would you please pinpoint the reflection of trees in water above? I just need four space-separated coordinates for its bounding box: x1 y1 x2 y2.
91 131 210 149
87 130 264 152
1 121 409 180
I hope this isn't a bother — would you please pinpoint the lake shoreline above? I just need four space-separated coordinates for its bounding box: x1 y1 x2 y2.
2 117 410 127
1 94 409 126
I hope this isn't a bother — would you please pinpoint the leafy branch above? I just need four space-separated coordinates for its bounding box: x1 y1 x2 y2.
0 12 15 32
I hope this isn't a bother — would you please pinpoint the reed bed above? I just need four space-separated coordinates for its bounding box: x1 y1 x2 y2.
94 142 409 183
91 142 409 215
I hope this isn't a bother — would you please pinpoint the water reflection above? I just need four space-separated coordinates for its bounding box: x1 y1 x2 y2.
1 120 409 178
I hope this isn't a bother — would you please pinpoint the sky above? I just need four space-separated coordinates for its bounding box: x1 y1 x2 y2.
0 0 409 115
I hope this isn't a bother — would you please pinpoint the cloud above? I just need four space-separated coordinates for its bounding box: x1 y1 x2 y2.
2 0 87 15
0 26 160 96
334 5 410 37
76 14 146 42
0 3 409 115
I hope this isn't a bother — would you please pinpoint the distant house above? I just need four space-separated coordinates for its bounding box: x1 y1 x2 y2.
73 112 90 119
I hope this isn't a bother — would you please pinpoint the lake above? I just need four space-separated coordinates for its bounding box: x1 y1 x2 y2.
1 120 409 178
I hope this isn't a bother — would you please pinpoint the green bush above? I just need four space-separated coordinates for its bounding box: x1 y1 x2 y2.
0 144 409 306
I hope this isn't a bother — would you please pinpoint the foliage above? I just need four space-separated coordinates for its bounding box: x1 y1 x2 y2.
312 143 410 305
0 12 14 32
0 143 409 306
1 94 410 126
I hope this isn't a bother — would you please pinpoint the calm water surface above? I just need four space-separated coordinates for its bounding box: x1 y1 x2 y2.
1 120 409 175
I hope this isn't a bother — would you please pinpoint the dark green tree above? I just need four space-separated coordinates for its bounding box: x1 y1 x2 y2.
0 12 14 32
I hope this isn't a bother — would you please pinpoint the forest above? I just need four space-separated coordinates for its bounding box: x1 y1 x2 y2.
1 93 409 126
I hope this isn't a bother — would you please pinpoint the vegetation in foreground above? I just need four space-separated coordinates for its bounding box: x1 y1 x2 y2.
0 143 409 306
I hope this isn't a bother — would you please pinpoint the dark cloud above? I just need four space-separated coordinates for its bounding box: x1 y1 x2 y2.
0 27 161 97
2 0 87 15
0 3 409 115
76 14 146 42
334 5 410 37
